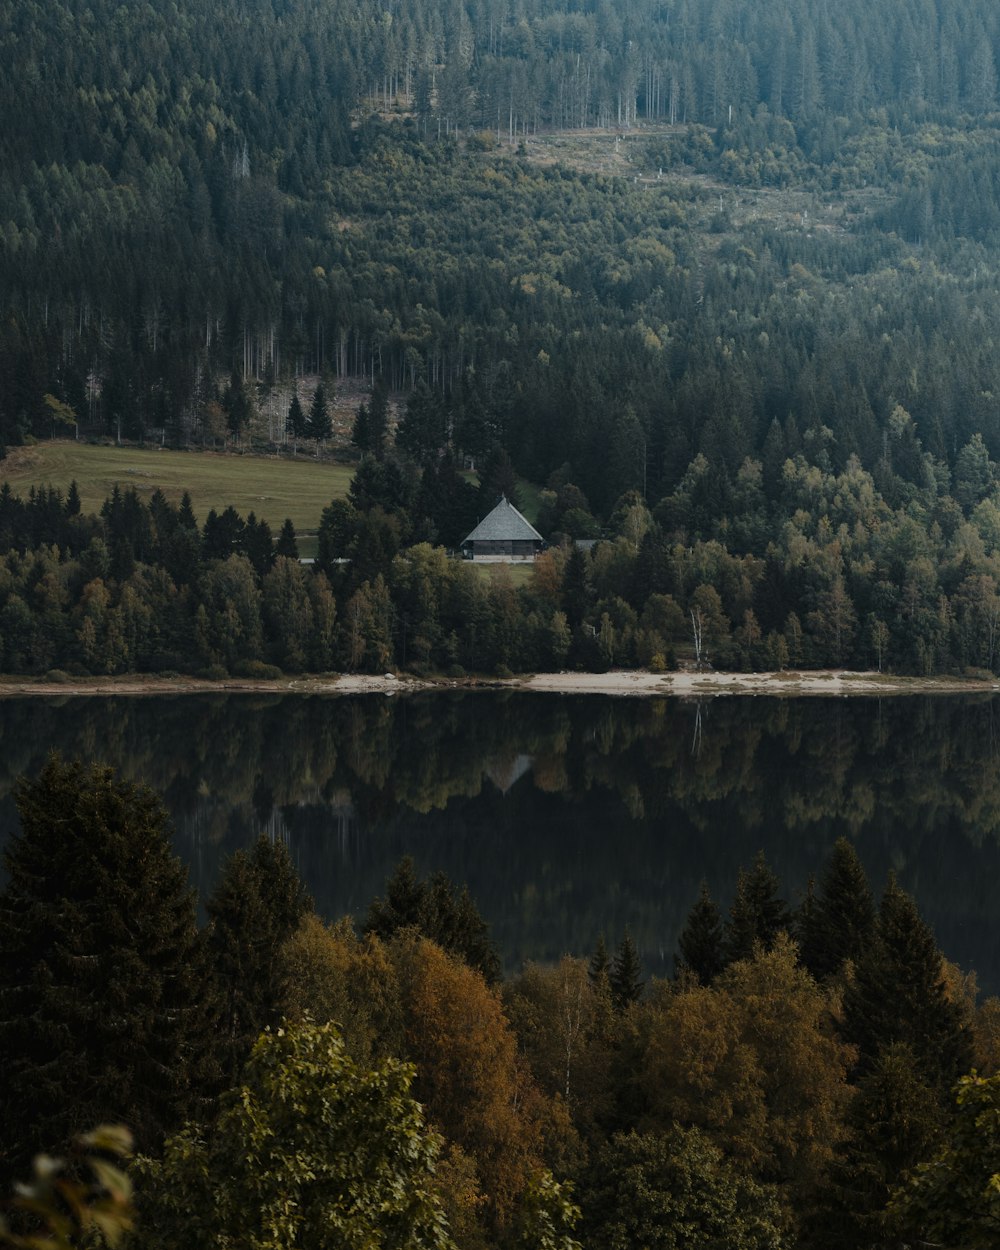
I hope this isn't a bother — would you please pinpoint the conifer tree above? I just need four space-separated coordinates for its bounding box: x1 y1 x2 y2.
842 873 973 1094
676 880 725 983
798 837 876 981
809 1042 944 1250
351 401 372 453
286 388 306 442
276 517 299 559
178 490 197 530
65 478 81 517
589 934 611 987
0 757 218 1182
365 857 501 984
307 382 331 442
610 933 644 1012
724 851 790 964
207 834 313 1082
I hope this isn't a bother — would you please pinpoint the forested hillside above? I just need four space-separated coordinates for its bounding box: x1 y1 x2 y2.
8 1 1000 675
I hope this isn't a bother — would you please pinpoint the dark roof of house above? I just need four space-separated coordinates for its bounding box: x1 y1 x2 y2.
462 496 544 545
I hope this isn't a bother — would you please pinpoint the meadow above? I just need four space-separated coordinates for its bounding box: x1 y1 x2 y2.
0 442 354 537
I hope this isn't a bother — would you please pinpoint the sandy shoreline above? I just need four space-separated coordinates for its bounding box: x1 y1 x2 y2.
0 668 997 699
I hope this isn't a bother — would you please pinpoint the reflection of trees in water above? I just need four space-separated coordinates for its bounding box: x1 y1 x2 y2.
0 692 999 989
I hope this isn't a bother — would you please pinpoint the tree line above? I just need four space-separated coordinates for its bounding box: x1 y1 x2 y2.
9 416 1000 676
2 758 999 1248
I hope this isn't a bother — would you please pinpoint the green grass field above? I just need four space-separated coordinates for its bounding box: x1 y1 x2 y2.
0 442 353 534
470 561 536 587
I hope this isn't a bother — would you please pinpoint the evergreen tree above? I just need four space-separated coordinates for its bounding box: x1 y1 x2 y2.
65 479 81 517
307 382 331 442
207 834 313 1082
477 444 521 511
365 857 501 984
0 757 217 1181
286 388 306 442
276 517 299 559
676 880 725 983
242 512 274 576
589 933 611 987
809 1043 944 1250
396 379 447 464
724 851 790 964
178 490 197 530
368 377 389 461
842 873 974 1095
224 369 252 441
798 837 876 982
610 933 644 1012
351 401 372 453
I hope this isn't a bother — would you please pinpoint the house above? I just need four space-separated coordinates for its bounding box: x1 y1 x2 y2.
461 496 544 562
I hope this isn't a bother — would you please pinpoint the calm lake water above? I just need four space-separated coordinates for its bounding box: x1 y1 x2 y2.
1 691 999 994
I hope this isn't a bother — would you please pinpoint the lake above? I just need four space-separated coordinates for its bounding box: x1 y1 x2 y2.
1 690 998 994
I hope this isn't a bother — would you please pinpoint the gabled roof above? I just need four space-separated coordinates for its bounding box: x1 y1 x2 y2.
463 496 544 545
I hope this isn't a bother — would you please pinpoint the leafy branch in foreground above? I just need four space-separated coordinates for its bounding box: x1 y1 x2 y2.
0 1124 133 1250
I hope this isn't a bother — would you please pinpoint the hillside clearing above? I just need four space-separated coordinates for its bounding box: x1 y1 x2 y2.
0 442 353 534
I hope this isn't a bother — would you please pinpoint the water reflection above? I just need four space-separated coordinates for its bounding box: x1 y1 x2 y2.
0 691 998 992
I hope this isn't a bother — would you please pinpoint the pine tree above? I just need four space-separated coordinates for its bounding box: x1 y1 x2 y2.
178 490 197 530
676 880 725 983
276 517 299 559
798 837 876 982
842 874 973 1095
307 382 331 442
589 934 610 987
724 851 790 964
207 834 313 1082
610 933 644 1012
65 479 81 517
0 757 218 1182
808 1043 944 1250
242 512 274 576
368 377 389 461
286 388 306 442
351 401 372 453
365 857 501 984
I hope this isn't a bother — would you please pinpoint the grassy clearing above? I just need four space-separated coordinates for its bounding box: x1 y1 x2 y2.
0 442 353 533
469 561 537 587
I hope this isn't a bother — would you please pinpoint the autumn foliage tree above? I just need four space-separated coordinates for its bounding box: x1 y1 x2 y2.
394 936 545 1230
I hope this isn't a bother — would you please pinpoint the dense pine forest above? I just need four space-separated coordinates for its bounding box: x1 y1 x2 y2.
2 758 999 1249
6 3 1000 673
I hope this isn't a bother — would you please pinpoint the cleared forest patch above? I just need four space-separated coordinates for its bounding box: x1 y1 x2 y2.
0 442 353 534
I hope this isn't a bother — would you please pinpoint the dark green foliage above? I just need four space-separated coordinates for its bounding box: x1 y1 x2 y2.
588 934 610 987
137 1021 454 1250
307 383 331 442
365 856 501 984
890 1072 1000 1250
276 517 299 559
724 851 790 964
842 874 974 1095
206 834 312 1082
797 837 876 982
809 1043 944 1250
676 880 725 984
285 390 306 442
0 757 217 1180
609 933 644 1012
582 1128 788 1250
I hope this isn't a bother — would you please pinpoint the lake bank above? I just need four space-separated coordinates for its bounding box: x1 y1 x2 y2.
0 668 998 699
